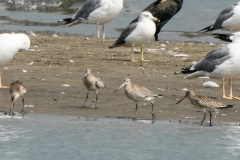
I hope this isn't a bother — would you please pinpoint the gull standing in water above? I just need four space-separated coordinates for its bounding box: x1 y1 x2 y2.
82 69 106 109
130 0 183 41
109 11 159 62
176 90 233 126
9 80 27 116
199 2 240 33
114 78 162 120
175 32 240 100
0 33 30 88
58 0 123 39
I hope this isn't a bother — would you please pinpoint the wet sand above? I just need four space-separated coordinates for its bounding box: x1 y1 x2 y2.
0 34 239 124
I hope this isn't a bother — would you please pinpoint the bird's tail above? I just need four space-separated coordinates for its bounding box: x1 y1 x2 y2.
174 65 196 75
216 105 234 109
154 94 163 98
197 24 214 32
109 41 118 49
213 33 233 42
57 18 78 27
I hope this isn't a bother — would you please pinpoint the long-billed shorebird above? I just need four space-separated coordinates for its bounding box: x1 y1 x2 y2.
176 90 233 126
199 2 240 33
82 69 106 109
58 0 123 39
130 0 183 41
175 32 240 100
114 78 162 120
109 11 159 62
0 33 30 88
9 80 27 116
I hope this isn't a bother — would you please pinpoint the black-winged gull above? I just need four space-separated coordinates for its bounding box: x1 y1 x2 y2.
199 2 240 33
109 11 159 62
175 32 240 100
130 0 183 41
58 0 123 39
0 33 30 88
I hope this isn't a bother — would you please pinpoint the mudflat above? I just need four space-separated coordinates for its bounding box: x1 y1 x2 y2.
1 34 239 124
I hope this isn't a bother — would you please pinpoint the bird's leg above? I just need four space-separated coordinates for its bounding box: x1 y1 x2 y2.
94 90 98 109
81 91 89 108
222 78 229 99
132 102 138 121
209 111 212 126
96 24 100 38
9 97 15 117
140 45 149 62
0 72 9 89
201 112 206 125
102 25 105 39
151 102 156 120
229 79 240 100
131 45 138 62
19 95 26 114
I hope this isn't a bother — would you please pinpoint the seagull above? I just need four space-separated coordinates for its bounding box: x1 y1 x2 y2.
0 33 30 88
9 80 27 116
176 90 233 126
199 2 240 33
109 11 159 62
82 69 106 109
58 0 123 39
114 78 162 121
175 32 240 100
130 0 183 41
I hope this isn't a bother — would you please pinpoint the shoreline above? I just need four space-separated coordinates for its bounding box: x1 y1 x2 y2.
0 34 239 124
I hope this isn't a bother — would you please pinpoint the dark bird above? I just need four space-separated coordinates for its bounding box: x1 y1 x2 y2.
198 2 240 33
9 80 26 116
176 90 233 126
130 0 183 41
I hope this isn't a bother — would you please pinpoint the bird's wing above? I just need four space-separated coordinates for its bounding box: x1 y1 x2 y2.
109 23 138 47
195 95 226 109
72 0 102 20
95 77 106 89
191 46 231 72
212 4 236 29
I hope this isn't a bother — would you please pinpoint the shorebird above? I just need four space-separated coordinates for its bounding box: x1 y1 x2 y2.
58 0 123 39
9 80 27 116
0 33 30 88
176 90 233 126
130 0 183 41
198 2 240 33
109 11 159 62
175 32 240 100
82 69 106 109
114 78 162 120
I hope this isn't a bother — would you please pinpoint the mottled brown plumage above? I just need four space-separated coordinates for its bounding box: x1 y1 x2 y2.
114 78 162 120
176 90 233 126
9 80 26 116
82 69 106 109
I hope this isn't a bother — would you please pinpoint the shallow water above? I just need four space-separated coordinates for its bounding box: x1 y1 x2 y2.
0 0 238 42
0 113 240 160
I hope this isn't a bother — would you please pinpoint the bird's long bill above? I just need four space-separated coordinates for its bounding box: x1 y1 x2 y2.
151 17 160 23
176 95 187 104
113 82 126 93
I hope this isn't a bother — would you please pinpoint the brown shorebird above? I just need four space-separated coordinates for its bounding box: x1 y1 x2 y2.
114 78 162 120
176 90 233 126
82 69 106 109
9 80 27 116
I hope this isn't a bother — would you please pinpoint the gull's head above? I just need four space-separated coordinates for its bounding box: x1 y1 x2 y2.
232 32 240 43
139 11 160 23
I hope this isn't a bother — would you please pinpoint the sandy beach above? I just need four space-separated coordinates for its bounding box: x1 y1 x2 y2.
0 34 239 124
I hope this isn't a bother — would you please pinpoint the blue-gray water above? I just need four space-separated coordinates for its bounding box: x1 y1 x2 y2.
0 0 238 42
0 114 240 160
